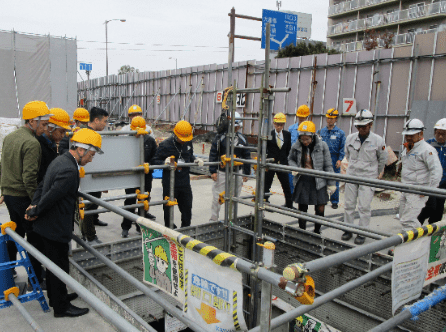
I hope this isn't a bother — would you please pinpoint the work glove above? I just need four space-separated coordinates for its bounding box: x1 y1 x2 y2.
291 171 299 177
327 185 337 196
165 157 172 165
195 158 204 167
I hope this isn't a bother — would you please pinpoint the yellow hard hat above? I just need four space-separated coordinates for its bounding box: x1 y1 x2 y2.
326 108 339 119
73 108 90 123
71 128 104 154
298 121 316 135
22 101 51 120
130 116 146 130
273 113 286 123
296 105 310 118
173 120 193 142
154 245 168 262
128 105 142 115
49 108 71 130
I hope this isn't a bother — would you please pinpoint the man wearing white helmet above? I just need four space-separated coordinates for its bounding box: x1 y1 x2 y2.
397 119 441 232
208 111 250 223
418 118 446 225
342 109 387 245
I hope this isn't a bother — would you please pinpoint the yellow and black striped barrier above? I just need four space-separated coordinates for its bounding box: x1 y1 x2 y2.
398 223 442 243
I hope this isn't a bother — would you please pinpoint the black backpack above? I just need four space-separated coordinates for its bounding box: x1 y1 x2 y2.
215 112 229 134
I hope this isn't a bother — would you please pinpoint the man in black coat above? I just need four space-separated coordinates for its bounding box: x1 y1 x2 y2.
26 128 103 318
151 120 203 228
121 117 158 238
264 113 293 208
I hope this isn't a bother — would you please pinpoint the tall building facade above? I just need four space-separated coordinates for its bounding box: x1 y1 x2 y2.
327 0 446 52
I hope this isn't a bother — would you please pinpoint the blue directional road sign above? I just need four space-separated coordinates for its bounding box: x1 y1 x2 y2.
80 63 92 71
261 9 298 51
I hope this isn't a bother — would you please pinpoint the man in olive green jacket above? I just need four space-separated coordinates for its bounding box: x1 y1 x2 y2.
1 101 51 282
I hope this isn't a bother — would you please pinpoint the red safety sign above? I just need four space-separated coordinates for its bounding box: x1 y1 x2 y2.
216 91 223 103
343 98 356 116
156 94 161 105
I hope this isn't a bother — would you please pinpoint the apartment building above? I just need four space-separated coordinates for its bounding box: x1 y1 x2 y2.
327 0 446 52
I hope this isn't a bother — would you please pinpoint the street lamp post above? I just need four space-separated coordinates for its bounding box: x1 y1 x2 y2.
169 57 177 71
105 19 126 77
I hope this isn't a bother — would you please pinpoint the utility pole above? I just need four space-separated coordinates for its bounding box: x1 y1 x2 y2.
276 1 282 10
104 19 126 77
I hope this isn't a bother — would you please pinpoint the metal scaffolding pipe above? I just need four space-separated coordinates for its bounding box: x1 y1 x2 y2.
78 192 297 292
8 293 44 332
69 258 158 332
233 198 384 240
249 263 392 332
72 235 205 332
265 163 446 199
82 193 137 204
304 220 446 274
84 200 168 216
4 227 140 332
369 283 446 332
266 202 388 239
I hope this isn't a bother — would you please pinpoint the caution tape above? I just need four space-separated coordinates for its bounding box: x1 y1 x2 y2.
233 290 241 330
398 223 441 243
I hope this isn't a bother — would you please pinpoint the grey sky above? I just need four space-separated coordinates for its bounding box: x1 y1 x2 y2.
1 0 329 80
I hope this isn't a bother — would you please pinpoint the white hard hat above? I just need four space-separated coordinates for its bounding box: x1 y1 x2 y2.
354 109 374 126
402 118 425 135
434 118 446 130
234 111 242 127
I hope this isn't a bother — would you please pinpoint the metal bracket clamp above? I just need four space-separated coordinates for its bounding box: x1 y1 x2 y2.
139 163 150 174
220 154 243 168
135 189 149 200
136 128 148 136
1 221 16 235
252 157 258 171
3 286 19 301
138 200 150 211
218 191 225 205
164 197 178 206
78 198 85 220
79 167 85 178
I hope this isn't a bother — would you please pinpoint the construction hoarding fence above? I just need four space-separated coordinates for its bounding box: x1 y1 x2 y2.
78 31 446 152
0 29 77 117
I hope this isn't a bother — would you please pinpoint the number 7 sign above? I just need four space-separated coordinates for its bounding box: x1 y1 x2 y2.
343 98 357 116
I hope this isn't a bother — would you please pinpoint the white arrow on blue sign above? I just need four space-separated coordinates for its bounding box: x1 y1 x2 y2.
80 63 92 71
261 9 298 51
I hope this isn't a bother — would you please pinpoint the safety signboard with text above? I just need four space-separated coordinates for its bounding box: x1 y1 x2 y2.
261 9 298 50
424 225 446 285
184 250 248 332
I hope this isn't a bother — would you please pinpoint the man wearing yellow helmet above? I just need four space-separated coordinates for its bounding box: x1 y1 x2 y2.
316 108 346 209
1 100 51 281
152 120 202 228
120 105 155 138
58 108 90 155
25 128 102 318
264 113 293 208
288 121 336 234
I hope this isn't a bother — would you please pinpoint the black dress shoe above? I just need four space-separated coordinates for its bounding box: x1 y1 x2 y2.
94 219 108 226
354 235 365 245
145 212 156 220
54 304 89 318
341 232 353 241
49 293 79 307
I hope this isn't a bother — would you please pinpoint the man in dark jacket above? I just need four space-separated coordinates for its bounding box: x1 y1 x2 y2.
151 120 203 228
58 108 89 155
121 116 157 238
264 112 293 208
26 128 103 318
208 112 250 222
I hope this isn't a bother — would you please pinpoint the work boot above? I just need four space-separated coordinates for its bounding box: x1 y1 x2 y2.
388 249 394 256
94 219 108 226
354 235 365 245
121 229 129 238
332 203 338 209
87 236 102 246
341 232 352 241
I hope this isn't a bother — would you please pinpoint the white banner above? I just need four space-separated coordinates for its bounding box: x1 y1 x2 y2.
184 250 247 332
392 237 430 315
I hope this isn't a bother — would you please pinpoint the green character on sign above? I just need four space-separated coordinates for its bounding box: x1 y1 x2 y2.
148 244 172 293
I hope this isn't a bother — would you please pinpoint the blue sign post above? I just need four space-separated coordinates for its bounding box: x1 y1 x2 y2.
261 9 298 50
79 63 92 71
